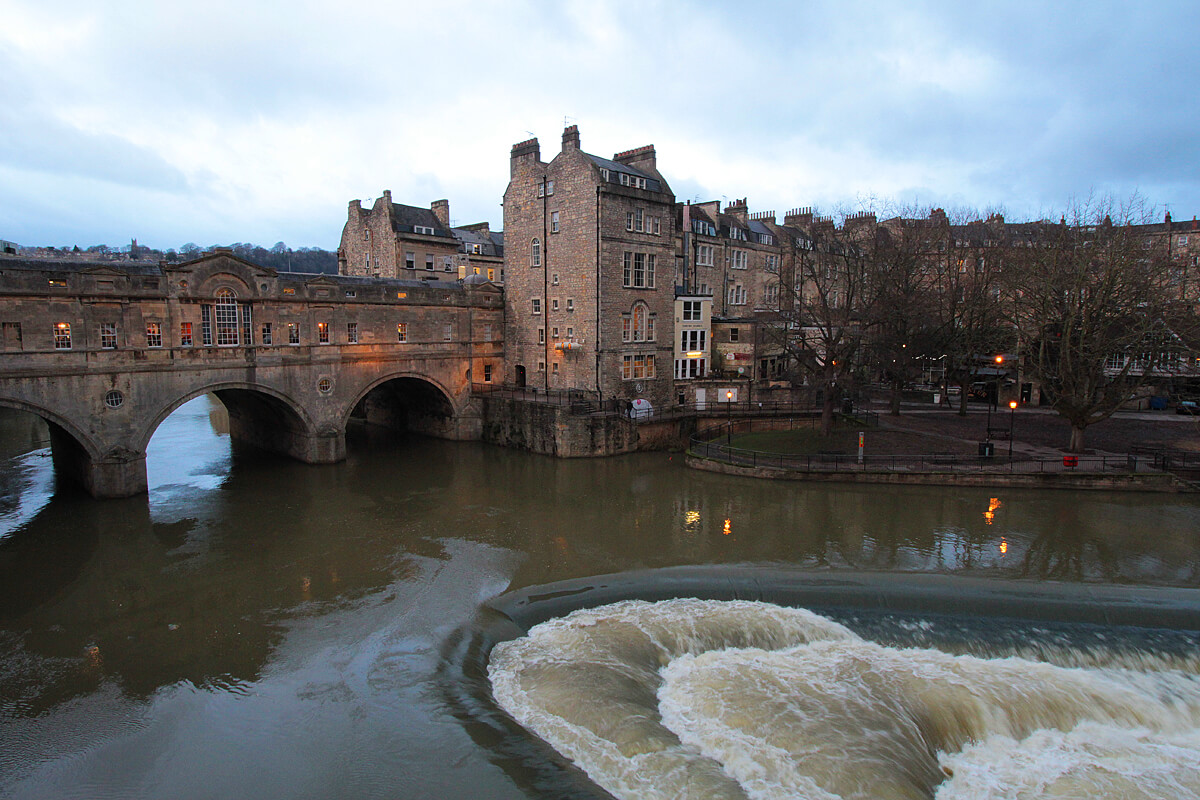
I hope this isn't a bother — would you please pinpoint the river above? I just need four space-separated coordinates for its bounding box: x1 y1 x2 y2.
1 396 1198 799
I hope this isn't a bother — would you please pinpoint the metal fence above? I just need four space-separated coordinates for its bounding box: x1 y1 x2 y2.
470 385 878 426
691 420 1142 474
1130 446 1200 471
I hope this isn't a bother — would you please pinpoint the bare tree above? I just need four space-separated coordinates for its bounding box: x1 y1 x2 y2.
762 214 876 435
1001 197 1174 452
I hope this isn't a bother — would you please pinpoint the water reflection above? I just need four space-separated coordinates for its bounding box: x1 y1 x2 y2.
0 398 1198 799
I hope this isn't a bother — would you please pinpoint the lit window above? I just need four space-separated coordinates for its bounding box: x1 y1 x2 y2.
397 322 408 342
288 322 300 344
487 268 495 281
180 322 193 347
621 354 656 380
146 322 162 348
54 322 71 350
318 322 330 344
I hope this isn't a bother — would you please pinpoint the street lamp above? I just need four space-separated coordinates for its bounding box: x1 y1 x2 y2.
726 389 733 446
1008 400 1018 461
986 355 1004 437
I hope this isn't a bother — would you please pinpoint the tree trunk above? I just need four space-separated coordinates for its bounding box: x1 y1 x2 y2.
889 380 902 416
958 379 969 416
820 391 836 437
1068 425 1087 454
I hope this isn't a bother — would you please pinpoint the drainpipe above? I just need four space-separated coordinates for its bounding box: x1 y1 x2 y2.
595 183 603 405
542 177 549 392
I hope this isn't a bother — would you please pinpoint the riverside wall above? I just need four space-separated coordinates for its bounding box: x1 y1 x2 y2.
686 454 1192 492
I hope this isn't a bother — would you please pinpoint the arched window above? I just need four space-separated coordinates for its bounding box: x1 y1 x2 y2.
531 238 541 267
622 302 655 343
215 288 240 346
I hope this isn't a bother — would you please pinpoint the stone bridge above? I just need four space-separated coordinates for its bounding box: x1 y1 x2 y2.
0 251 504 498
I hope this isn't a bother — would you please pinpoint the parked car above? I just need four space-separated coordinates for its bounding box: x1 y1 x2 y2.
1178 399 1199 416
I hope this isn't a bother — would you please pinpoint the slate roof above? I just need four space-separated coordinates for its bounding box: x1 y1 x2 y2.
584 153 664 193
389 203 455 239
0 256 166 276
452 226 503 257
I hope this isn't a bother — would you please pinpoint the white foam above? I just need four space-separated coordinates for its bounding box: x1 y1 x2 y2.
489 600 1200 800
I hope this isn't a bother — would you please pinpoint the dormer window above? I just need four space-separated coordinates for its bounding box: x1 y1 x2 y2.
414 225 435 235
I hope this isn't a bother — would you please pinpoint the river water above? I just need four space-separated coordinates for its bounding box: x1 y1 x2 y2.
1 396 1198 799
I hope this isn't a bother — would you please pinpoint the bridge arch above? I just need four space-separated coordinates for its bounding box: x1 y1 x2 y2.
0 395 135 496
344 372 461 439
138 382 325 463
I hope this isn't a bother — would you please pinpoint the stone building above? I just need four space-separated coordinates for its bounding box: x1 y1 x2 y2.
503 126 677 408
338 192 503 285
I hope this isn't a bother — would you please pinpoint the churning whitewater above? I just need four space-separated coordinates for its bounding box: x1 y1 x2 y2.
487 599 1200 800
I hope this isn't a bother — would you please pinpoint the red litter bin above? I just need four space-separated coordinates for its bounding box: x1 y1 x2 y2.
1063 455 1078 468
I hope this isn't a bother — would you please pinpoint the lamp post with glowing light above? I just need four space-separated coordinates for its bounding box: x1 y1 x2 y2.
726 389 733 446
1008 400 1017 460
986 354 1003 436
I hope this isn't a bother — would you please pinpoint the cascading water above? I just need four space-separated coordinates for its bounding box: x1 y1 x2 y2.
489 599 1200 800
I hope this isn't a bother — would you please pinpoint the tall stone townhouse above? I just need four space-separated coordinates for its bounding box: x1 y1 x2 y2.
503 126 677 408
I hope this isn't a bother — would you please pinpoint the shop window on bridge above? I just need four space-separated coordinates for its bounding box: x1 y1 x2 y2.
54 322 71 350
347 322 358 343
318 322 330 344
146 322 162 348
288 323 300 345
179 322 193 347
397 322 408 343
262 323 272 345
100 323 118 350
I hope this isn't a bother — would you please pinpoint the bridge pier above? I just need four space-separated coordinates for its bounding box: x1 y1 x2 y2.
48 426 148 499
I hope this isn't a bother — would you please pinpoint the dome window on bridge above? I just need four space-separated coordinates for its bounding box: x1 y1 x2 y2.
318 378 333 394
104 390 124 409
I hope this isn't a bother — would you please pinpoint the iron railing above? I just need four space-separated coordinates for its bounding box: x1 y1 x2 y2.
692 420 1146 474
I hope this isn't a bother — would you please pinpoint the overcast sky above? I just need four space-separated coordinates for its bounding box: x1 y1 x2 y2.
2 0 1197 251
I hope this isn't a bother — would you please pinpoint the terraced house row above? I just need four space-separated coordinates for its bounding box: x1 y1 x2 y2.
343 125 1200 412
